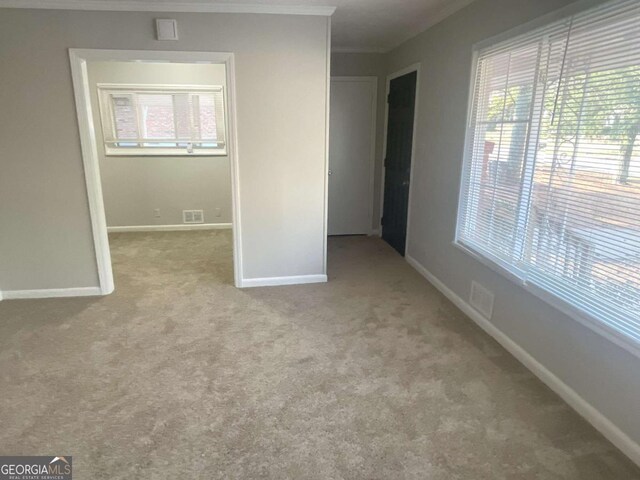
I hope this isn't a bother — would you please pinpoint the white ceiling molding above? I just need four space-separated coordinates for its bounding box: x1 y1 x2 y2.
0 0 337 16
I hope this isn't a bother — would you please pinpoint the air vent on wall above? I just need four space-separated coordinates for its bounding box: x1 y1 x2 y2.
156 19 179 41
470 281 494 319
183 210 204 224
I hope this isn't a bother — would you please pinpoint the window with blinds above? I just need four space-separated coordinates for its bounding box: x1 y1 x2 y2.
458 0 640 345
97 84 226 156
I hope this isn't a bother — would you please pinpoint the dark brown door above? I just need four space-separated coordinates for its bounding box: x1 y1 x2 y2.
382 71 417 256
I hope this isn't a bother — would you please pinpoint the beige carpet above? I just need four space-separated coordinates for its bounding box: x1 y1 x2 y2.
1 231 638 479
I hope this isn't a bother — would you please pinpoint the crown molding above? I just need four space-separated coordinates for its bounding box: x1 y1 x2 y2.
0 0 336 16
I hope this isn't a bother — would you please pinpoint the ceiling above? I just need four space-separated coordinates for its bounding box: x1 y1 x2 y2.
338 0 476 52
188 0 477 52
1 0 477 52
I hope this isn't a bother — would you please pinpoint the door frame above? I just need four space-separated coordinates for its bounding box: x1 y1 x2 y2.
378 63 421 256
329 76 378 236
68 48 243 292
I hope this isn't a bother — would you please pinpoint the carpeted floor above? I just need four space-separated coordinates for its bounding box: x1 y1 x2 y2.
1 231 639 479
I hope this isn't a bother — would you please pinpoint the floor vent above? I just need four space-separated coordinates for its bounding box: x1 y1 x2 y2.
470 281 494 319
183 210 204 224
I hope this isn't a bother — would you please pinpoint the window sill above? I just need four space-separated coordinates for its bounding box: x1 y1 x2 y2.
104 150 227 157
453 240 526 286
452 240 640 360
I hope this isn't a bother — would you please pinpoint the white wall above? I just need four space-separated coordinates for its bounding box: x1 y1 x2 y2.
88 61 232 227
382 0 640 457
0 9 329 290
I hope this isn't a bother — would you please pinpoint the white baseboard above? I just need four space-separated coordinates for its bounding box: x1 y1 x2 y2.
240 274 327 288
107 223 232 233
405 254 640 467
1 286 103 300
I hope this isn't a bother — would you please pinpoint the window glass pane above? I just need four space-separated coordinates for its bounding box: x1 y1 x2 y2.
99 86 226 154
173 94 192 140
462 43 538 262
111 95 138 140
459 0 640 343
198 94 218 141
526 11 640 324
138 94 175 140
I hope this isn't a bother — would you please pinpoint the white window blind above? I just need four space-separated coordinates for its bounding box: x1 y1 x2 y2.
458 0 640 345
97 84 226 156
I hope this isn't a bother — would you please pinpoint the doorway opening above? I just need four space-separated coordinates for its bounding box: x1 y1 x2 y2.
328 76 378 237
380 65 420 257
69 49 242 293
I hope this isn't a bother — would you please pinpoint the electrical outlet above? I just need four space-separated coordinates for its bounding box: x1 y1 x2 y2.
153 209 161 218
215 207 221 218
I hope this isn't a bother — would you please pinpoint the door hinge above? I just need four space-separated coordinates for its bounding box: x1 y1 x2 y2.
387 93 391 104
380 216 385 226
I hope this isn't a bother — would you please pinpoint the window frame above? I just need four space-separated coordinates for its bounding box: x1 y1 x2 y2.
96 83 227 157
454 0 640 359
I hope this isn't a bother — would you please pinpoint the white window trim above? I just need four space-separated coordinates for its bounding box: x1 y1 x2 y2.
97 83 227 157
453 0 640 360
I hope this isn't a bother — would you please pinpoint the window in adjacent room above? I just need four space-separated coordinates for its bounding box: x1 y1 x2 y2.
457 0 640 346
97 84 226 155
